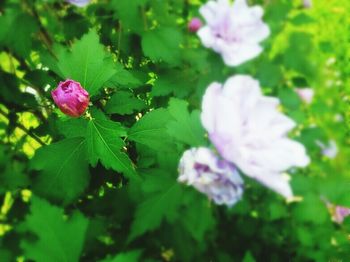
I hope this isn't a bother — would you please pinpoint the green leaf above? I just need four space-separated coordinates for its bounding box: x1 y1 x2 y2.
142 27 183 65
111 0 147 33
87 118 136 177
20 196 89 262
167 98 206 146
182 194 215 242
0 145 29 193
152 70 194 98
106 64 142 89
129 170 182 241
105 91 146 115
30 138 90 205
242 251 256 262
57 118 88 138
128 109 174 151
0 9 39 58
57 30 116 96
100 250 142 262
293 194 329 225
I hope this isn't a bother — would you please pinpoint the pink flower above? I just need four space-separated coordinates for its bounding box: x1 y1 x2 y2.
178 147 244 206
188 17 202 33
324 199 350 224
295 88 314 104
334 206 350 224
197 0 270 66
201 75 310 198
67 0 90 7
51 79 89 117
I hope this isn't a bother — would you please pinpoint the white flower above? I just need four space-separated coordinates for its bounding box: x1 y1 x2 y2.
67 0 90 7
178 147 244 206
302 0 312 8
316 140 338 159
197 0 270 66
201 75 310 198
295 88 314 104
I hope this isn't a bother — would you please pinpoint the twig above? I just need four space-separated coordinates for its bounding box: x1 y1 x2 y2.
0 108 46 146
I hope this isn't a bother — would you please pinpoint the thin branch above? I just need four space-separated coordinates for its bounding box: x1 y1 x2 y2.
0 108 46 146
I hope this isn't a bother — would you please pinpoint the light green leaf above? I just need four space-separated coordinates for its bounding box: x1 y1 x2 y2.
105 91 146 115
128 109 174 151
30 138 90 205
142 27 183 65
167 98 207 146
100 250 142 262
20 196 89 262
87 118 136 177
57 30 116 96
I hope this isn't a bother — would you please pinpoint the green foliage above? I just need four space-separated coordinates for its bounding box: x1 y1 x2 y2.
129 170 183 241
100 250 142 262
128 109 174 151
105 91 146 115
0 0 349 261
30 138 89 205
20 196 89 262
167 98 207 147
142 27 183 65
87 117 136 177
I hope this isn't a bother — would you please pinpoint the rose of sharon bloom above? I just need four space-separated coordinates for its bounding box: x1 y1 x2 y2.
178 147 244 206
188 17 202 33
197 0 270 66
51 79 89 117
67 0 90 7
295 88 314 104
201 75 310 198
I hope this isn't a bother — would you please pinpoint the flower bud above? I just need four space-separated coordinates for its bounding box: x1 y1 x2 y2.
178 147 244 207
188 17 202 33
51 79 89 117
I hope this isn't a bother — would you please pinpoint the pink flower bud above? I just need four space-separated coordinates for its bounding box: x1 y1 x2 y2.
51 79 89 117
188 17 202 33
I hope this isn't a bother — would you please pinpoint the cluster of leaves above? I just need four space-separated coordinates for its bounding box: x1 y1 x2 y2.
0 0 350 261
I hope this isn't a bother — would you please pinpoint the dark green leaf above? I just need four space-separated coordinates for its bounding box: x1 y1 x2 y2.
20 196 89 262
87 118 136 177
30 138 90 205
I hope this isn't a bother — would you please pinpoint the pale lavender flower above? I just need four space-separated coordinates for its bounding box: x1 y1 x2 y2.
188 17 202 33
67 0 91 7
52 79 89 117
201 75 310 198
197 0 270 66
316 140 338 159
178 147 244 206
295 88 314 104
